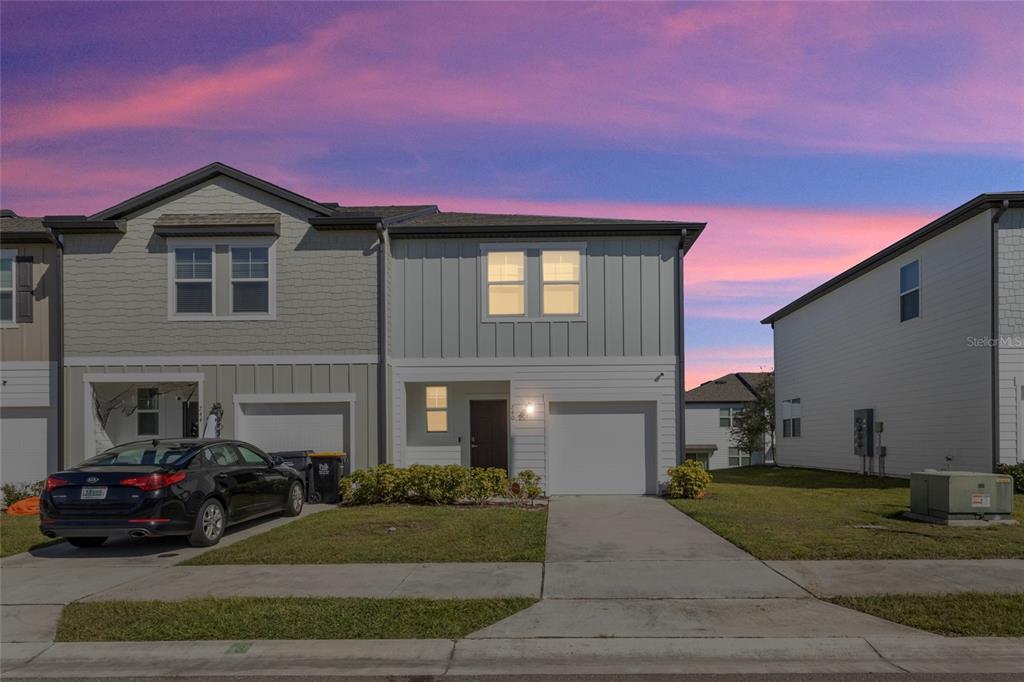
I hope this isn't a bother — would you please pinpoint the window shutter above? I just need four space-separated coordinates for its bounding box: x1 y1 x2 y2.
15 256 33 323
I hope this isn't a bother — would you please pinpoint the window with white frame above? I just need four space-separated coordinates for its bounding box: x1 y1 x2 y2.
728 446 751 467
486 251 525 316
782 398 801 438
173 247 213 314
425 386 448 432
136 388 160 436
0 251 14 324
719 407 739 428
231 246 270 314
899 260 920 322
542 250 581 315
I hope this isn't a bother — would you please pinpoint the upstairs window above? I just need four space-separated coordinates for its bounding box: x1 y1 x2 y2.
231 247 270 314
425 386 448 432
136 388 160 436
899 260 920 322
487 251 525 316
719 407 738 428
542 250 581 315
174 247 213 314
0 251 13 324
782 398 801 438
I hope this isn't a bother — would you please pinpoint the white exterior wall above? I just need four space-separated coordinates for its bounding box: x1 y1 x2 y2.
772 210 994 476
1 361 59 485
391 358 678 491
684 402 744 469
997 208 1024 465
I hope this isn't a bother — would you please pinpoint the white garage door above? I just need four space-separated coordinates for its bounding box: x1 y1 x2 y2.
1 408 50 485
546 401 657 495
236 401 348 454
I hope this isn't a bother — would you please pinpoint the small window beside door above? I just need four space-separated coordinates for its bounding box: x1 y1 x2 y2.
899 260 920 322
426 386 448 432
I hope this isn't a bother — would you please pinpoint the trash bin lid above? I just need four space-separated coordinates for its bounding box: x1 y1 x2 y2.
308 451 347 458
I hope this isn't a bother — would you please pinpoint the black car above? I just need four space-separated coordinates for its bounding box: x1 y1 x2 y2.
39 439 305 548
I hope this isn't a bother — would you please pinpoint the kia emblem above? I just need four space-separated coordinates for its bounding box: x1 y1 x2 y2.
86 476 100 484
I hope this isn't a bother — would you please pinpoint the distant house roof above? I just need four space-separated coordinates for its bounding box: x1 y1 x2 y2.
762 192 1024 325
685 372 771 403
0 210 54 243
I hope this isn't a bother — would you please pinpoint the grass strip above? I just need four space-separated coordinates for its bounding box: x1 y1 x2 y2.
1 513 61 557
829 593 1024 637
184 505 547 565
57 596 537 641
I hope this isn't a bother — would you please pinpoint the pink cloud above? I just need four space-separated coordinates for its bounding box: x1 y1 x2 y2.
685 345 774 390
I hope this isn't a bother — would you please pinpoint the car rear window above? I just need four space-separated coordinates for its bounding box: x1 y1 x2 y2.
84 445 192 466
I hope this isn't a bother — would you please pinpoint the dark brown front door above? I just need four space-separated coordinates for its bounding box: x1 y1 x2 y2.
470 400 508 470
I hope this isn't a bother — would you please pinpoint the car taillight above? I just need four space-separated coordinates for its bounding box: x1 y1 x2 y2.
120 471 187 491
45 476 69 492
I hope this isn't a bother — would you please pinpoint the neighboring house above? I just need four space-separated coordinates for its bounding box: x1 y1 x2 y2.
34 162 704 494
684 372 771 470
763 193 1024 476
0 211 61 487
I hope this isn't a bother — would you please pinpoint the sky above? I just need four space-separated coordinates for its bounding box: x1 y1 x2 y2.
2 1 1022 388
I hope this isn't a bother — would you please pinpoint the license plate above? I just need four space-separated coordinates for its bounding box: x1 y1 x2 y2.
80 486 108 500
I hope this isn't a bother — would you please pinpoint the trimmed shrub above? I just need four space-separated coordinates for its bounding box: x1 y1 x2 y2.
338 464 538 506
465 467 510 505
2 481 43 508
508 470 543 506
996 463 1024 494
407 464 469 505
666 461 712 499
340 464 411 505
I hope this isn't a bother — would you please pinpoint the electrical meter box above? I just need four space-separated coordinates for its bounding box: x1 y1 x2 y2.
854 409 874 458
909 470 1015 524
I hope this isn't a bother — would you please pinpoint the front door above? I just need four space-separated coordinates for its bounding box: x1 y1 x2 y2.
470 400 508 470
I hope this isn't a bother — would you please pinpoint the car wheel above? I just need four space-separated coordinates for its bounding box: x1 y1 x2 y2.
66 536 107 548
283 481 304 517
189 498 226 547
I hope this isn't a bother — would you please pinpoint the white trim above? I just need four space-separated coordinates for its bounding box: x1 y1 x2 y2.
82 372 205 460
0 361 55 371
65 354 379 367
391 355 677 368
0 249 17 328
166 236 277 321
228 241 277 319
168 240 215 320
232 392 356 462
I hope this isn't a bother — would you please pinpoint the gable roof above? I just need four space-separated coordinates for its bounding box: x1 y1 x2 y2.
685 371 771 403
762 192 1024 325
90 162 336 220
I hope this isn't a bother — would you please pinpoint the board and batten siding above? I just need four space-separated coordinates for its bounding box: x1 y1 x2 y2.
62 176 378 357
1 242 60 363
391 360 678 490
772 210 994 476
389 236 680 359
997 207 1024 465
63 361 378 469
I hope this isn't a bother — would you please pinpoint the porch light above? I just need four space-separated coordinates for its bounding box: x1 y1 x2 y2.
525 402 535 416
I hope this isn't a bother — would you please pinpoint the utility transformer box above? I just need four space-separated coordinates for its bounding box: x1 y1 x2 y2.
909 470 1015 525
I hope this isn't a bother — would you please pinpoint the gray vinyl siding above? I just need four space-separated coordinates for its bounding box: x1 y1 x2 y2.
391 360 678 490
63 177 378 356
684 403 746 470
772 210 994 476
389 236 679 359
997 207 1024 465
63 361 378 470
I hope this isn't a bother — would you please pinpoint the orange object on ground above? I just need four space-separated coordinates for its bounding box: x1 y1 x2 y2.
6 496 40 516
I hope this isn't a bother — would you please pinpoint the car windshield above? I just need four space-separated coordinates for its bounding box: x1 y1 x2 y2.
83 444 193 466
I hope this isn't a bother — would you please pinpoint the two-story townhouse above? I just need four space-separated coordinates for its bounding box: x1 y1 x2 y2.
684 372 771 470
0 211 61 487
763 193 1024 476
34 163 704 495
383 213 702 495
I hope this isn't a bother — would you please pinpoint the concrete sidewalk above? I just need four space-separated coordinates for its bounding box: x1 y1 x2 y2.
768 559 1024 597
4 636 1023 677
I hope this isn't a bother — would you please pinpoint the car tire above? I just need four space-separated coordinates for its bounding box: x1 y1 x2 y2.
66 536 106 548
189 498 226 547
283 481 304 517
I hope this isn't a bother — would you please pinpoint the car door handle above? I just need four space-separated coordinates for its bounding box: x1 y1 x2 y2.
215 472 229 480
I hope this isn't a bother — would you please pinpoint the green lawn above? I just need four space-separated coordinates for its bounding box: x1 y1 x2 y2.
668 466 1024 560
184 505 548 565
57 596 536 641
830 593 1024 637
0 513 60 558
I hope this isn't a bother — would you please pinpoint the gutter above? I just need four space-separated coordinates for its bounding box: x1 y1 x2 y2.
677 228 687 466
991 199 1010 472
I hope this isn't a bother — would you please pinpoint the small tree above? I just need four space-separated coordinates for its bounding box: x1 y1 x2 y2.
730 372 775 461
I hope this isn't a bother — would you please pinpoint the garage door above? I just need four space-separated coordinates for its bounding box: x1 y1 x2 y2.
546 401 657 495
1 408 51 485
236 401 348 454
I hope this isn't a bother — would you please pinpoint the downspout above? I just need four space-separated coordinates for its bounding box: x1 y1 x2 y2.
54 228 65 471
376 222 389 465
677 229 687 466
992 199 1009 472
